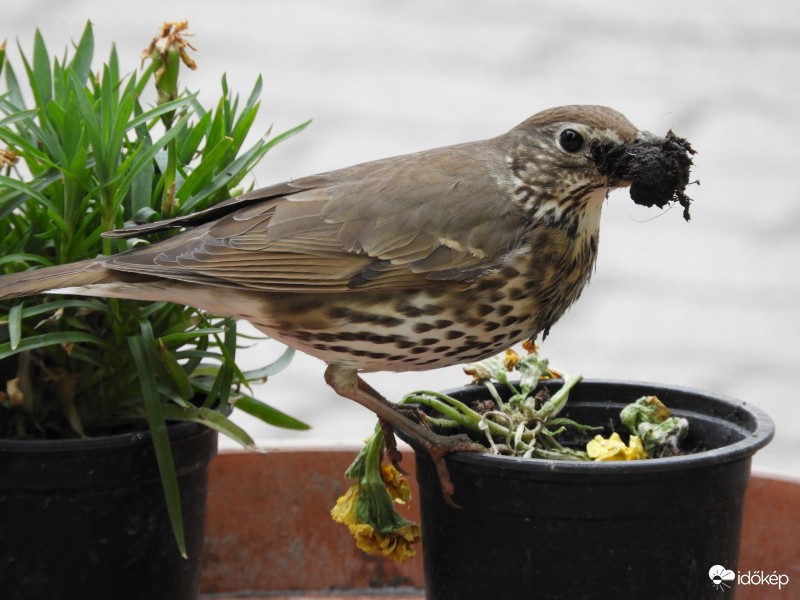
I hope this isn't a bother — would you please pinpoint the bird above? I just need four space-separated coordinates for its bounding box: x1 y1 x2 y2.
0 105 694 495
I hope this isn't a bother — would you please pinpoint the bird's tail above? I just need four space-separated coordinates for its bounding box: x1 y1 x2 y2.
0 259 114 301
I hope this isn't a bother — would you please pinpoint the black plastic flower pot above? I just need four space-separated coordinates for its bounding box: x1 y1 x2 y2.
402 379 774 600
0 421 218 600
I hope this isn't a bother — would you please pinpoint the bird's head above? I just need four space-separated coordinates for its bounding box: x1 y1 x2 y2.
503 105 695 227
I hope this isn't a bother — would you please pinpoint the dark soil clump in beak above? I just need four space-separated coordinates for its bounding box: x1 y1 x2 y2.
590 131 697 221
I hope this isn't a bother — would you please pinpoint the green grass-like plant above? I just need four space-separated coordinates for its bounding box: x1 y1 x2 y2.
0 21 311 555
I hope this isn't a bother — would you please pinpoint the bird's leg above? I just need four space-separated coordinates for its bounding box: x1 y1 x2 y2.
378 418 405 472
325 363 484 504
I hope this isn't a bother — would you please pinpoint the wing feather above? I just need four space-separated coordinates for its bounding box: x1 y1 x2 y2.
107 138 530 292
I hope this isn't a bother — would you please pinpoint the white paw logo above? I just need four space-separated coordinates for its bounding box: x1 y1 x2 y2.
709 564 736 590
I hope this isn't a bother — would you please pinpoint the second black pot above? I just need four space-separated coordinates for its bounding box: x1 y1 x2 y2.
0 421 218 600
404 380 774 600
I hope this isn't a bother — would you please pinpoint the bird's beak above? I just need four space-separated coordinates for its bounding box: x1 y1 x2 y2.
633 130 663 145
589 128 696 221
592 130 666 187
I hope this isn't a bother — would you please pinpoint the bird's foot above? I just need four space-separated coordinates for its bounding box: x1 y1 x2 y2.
325 364 485 506
382 419 485 505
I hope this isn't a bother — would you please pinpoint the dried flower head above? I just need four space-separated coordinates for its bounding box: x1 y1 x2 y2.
331 484 420 561
0 148 19 168
141 20 197 73
331 427 421 561
142 20 197 105
503 348 521 371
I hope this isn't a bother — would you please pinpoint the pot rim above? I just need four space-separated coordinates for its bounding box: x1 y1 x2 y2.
407 378 775 475
0 419 206 453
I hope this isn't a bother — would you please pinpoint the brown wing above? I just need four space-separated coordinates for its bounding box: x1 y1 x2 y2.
106 139 529 292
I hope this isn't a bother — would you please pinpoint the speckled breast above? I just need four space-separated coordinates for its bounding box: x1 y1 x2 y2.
253 225 598 372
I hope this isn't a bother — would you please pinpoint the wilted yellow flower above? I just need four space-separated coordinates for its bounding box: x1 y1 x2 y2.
330 483 421 561
351 521 421 561
330 484 360 526
586 432 647 461
516 342 563 378
333 427 421 562
380 463 412 505
643 396 671 422
463 361 493 382
503 348 520 371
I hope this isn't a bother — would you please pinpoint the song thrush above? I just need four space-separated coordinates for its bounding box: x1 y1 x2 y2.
0 105 695 495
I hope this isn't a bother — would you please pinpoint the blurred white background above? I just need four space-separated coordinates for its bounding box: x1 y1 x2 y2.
4 1 799 476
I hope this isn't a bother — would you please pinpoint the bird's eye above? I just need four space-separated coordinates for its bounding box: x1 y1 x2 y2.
559 128 584 153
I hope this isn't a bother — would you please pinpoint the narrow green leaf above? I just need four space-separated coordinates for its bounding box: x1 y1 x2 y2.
127 94 155 217
186 94 207 120
44 99 66 138
159 328 227 344
99 63 116 154
68 21 95 86
31 29 53 107
175 136 233 202
220 73 229 102
160 137 179 218
203 318 239 408
106 77 137 168
241 346 296 380
263 118 313 152
129 142 154 216
52 59 67 109
0 175 60 210
129 326 187 558
0 331 111 360
13 107 62 163
4 62 26 110
203 96 227 159
8 303 22 350
227 103 259 161
0 170 62 222
233 394 311 430
161 404 256 448
0 108 36 129
159 341 193 401
69 72 104 156
0 253 54 269
107 44 120 90
0 110 50 159
179 334 208 376
179 144 259 212
243 75 263 116
124 93 195 132
186 119 312 211
112 112 192 210
177 110 212 165
185 363 225 377
9 298 108 319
